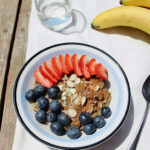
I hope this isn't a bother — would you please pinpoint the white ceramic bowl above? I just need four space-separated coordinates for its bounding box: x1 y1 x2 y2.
13 43 130 149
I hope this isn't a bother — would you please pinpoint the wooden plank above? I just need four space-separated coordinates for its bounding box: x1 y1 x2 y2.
0 0 32 149
0 0 20 122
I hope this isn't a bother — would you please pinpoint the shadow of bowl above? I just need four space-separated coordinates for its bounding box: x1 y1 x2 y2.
90 96 134 150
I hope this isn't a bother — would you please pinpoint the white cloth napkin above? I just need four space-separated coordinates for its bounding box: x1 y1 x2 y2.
12 0 150 149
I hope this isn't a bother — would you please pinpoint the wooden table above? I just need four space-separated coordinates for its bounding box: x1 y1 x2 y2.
0 0 31 149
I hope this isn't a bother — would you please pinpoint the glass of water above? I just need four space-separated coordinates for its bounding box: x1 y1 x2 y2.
35 0 73 31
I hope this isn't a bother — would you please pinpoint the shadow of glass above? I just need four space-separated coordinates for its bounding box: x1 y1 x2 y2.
58 9 87 35
93 27 150 44
90 96 134 150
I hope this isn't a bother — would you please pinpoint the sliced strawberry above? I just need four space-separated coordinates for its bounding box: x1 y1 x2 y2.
44 61 61 80
65 54 74 73
80 55 91 79
59 55 70 74
34 70 53 88
51 57 63 76
39 65 58 84
95 63 108 80
72 54 83 76
104 67 108 74
88 58 97 75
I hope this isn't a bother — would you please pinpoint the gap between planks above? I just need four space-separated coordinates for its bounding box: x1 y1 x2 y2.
0 0 22 128
0 0 31 149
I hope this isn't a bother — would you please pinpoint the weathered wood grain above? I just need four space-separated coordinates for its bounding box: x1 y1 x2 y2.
0 0 31 149
0 0 20 123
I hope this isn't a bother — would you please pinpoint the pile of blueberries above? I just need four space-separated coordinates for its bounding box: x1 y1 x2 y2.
25 85 111 139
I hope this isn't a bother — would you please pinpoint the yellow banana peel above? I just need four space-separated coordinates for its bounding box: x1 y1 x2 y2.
92 6 150 35
121 0 150 8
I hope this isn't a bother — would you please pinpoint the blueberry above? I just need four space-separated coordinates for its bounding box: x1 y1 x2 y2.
25 89 37 102
83 124 97 135
48 86 61 99
79 112 92 125
50 122 64 135
93 115 106 128
35 110 47 123
67 126 81 139
37 97 49 110
101 106 112 118
47 112 57 122
49 100 61 112
34 85 47 98
57 113 71 126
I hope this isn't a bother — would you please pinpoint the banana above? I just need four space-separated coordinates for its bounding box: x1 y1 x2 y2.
91 6 150 35
120 0 150 8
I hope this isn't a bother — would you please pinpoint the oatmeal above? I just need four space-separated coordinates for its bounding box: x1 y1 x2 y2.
25 54 112 139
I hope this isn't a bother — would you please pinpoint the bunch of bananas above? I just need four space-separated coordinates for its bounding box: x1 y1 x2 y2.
91 0 150 35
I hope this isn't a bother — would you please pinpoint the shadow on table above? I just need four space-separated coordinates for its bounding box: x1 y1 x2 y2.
94 26 150 44
90 97 134 150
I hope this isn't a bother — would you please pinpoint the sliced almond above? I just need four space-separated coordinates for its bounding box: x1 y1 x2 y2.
72 94 77 99
74 78 80 84
74 98 80 105
62 96 66 100
66 92 72 97
62 91 66 96
81 96 86 106
58 85 63 91
94 85 100 92
69 74 77 81
62 110 67 113
66 80 75 88
61 102 66 107
67 109 77 118
62 74 68 81
69 88 76 94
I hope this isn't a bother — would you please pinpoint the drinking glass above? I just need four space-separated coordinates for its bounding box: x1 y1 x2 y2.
34 0 87 34
35 0 73 31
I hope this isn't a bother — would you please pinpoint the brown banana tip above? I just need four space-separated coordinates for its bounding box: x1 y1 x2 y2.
91 24 95 29
120 0 122 5
91 24 100 29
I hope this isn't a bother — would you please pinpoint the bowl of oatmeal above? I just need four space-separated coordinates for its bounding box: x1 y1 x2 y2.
13 43 130 149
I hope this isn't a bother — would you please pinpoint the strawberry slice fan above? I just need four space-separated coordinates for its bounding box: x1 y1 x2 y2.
34 54 108 88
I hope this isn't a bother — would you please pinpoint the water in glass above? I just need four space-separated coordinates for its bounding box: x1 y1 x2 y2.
35 0 72 31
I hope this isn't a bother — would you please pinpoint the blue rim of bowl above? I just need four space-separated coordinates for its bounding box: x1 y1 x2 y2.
13 42 130 150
